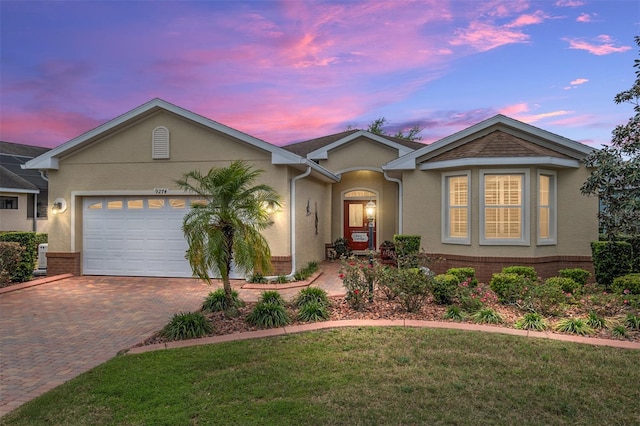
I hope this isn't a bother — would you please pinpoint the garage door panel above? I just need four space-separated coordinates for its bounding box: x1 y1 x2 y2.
83 196 222 278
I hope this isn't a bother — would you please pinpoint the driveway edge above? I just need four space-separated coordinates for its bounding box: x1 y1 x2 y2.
0 274 74 295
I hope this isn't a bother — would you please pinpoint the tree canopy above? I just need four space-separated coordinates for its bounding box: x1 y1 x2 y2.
581 36 640 239
349 117 424 141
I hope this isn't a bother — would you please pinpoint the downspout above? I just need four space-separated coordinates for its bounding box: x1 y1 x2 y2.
289 166 312 276
383 171 403 234
34 172 48 232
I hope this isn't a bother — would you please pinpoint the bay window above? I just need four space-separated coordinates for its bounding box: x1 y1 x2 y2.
480 170 530 245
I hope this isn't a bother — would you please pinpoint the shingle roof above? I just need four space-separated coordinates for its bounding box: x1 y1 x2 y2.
282 130 426 156
0 141 50 191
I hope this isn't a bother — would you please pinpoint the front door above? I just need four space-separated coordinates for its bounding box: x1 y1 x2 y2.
344 200 376 252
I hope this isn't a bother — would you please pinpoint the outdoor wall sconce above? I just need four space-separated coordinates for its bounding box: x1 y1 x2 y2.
264 201 280 214
52 198 67 214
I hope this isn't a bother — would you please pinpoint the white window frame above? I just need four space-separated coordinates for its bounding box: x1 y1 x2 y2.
442 171 471 245
537 169 557 245
480 169 530 246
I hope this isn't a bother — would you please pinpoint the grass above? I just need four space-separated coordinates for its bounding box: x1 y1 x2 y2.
2 328 639 425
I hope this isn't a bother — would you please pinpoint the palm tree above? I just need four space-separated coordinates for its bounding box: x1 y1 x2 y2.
176 161 281 313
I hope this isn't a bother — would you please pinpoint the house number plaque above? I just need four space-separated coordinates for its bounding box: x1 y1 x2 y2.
351 232 369 242
154 188 169 195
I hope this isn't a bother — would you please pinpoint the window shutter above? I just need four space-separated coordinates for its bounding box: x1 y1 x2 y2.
152 126 170 159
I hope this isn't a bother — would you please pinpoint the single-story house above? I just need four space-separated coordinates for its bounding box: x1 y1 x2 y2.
24 98 599 282
1 141 50 233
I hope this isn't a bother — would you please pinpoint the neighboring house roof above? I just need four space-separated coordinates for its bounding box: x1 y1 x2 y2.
23 98 339 183
284 129 425 162
385 114 596 171
0 141 50 193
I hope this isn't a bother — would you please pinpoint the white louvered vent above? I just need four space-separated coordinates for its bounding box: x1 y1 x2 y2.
152 126 170 159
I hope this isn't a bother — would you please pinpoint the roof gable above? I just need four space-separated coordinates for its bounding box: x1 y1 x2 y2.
302 130 420 161
384 115 596 171
23 99 339 182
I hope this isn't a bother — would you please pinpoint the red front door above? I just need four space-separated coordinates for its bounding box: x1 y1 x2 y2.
344 200 376 251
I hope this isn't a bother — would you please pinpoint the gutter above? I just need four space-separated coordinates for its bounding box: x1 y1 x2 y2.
288 166 312 276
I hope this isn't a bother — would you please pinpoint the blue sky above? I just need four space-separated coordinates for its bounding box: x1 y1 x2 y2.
1 0 638 149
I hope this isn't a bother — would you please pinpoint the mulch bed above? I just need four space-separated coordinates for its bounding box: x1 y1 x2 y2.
135 291 639 347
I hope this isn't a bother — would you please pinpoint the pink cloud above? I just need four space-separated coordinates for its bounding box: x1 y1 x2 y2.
450 21 530 52
563 35 632 55
506 10 550 28
576 13 593 23
0 107 103 148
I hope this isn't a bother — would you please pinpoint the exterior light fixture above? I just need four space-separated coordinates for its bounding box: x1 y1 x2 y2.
264 200 280 214
52 198 67 214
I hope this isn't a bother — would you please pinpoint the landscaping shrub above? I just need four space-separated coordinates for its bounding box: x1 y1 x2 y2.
489 272 530 304
591 241 633 289
378 267 399 300
554 318 594 336
501 266 537 281
558 268 591 286
446 267 478 287
259 290 286 306
611 324 627 338
0 242 22 287
293 261 319 281
0 232 36 282
443 305 465 321
272 275 289 284
293 287 330 308
455 281 497 313
586 311 607 329
625 314 640 330
161 311 213 341
432 274 459 305
246 302 290 328
202 289 244 312
297 301 329 322
472 308 503 324
621 235 640 273
393 234 421 268
391 267 432 312
248 272 267 283
333 237 352 259
340 257 380 310
514 312 548 331
611 273 640 295
527 279 566 316
545 276 581 295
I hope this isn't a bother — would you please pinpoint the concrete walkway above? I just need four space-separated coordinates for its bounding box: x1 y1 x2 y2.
1 261 638 418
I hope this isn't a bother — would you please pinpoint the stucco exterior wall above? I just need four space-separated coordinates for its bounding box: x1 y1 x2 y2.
401 165 599 258
46 110 291 255
0 192 48 233
292 172 332 270
319 137 401 172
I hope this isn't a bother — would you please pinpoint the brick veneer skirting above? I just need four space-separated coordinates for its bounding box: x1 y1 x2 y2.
427 253 595 284
45 252 292 278
271 256 292 275
46 252 81 277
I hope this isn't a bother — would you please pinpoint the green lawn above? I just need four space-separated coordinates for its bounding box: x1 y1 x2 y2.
2 328 639 425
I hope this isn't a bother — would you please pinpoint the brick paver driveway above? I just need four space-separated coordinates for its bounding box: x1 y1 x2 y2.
0 276 212 417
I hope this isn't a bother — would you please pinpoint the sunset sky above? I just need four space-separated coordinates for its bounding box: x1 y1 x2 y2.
1 0 638 149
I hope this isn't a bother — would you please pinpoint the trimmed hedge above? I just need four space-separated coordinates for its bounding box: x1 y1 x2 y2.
612 273 640 295
558 268 591 286
489 272 529 304
0 232 36 282
446 267 478 287
0 242 22 286
621 236 640 273
591 241 633 289
501 266 537 282
432 273 459 305
393 234 421 268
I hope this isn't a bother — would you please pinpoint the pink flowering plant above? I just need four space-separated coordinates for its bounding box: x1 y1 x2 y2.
339 256 381 310
455 279 498 313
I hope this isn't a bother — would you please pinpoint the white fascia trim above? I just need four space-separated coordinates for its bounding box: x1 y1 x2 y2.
419 157 580 170
307 130 415 161
22 98 314 172
0 188 39 194
385 114 594 170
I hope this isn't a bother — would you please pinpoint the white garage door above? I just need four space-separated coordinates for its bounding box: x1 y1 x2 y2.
83 196 194 277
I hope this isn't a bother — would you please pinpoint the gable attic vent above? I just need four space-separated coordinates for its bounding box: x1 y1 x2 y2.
152 126 170 159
